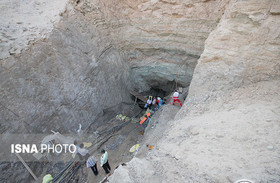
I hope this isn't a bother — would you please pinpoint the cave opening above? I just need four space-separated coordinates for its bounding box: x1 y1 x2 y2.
130 77 188 109
128 61 194 107
142 80 182 98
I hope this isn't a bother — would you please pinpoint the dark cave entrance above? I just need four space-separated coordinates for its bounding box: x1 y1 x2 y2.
131 79 186 108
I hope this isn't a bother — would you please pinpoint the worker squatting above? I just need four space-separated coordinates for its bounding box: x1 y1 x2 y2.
11 143 76 154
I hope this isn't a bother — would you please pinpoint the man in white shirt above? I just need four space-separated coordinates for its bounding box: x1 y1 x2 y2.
75 143 88 162
172 90 182 107
144 97 152 109
77 143 89 157
100 149 111 174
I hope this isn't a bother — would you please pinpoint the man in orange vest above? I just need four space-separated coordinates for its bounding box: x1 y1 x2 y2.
172 90 182 107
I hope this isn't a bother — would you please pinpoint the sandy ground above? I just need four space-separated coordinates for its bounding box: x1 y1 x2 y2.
0 0 69 59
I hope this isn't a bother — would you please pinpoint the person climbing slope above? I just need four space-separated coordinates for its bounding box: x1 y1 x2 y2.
172 90 182 107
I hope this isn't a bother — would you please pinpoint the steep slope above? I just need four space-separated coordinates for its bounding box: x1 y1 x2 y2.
0 2 132 133
109 0 280 182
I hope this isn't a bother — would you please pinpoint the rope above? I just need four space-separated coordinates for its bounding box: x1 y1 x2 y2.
50 162 74 182
84 101 136 133
55 163 76 183
175 72 178 90
65 163 81 183
164 80 176 104
164 72 179 104
58 162 81 183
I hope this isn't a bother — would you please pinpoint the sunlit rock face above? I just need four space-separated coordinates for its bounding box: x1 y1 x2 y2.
92 0 229 92
188 0 280 97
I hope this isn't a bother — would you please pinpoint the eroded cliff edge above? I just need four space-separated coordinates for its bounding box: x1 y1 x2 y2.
1 9 131 134
109 0 280 182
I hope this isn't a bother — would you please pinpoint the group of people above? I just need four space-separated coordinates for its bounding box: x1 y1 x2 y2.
69 89 183 180
86 149 111 176
144 90 182 110
43 144 111 183
80 90 182 178
144 96 164 111
74 141 111 177
43 90 184 183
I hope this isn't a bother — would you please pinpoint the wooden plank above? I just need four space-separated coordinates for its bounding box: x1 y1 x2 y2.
129 91 147 103
15 153 38 181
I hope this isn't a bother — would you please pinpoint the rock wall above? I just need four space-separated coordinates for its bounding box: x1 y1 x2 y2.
1 0 279 182
109 0 280 182
187 0 280 99
0 1 131 134
92 0 229 92
0 0 230 133
175 1 280 180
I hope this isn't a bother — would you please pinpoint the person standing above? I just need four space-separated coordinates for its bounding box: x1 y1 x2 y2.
100 149 111 174
77 143 89 164
87 155 98 176
172 90 182 107
144 97 152 109
157 97 164 109
74 141 88 162
152 97 157 111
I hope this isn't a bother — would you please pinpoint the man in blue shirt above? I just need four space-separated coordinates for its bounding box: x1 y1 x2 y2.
87 155 98 176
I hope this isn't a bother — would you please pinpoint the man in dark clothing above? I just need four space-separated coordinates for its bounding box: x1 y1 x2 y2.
87 155 98 176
